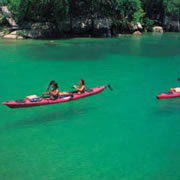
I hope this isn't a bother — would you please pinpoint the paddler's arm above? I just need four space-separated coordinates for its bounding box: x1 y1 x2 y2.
78 85 85 92
49 89 59 96
43 92 50 95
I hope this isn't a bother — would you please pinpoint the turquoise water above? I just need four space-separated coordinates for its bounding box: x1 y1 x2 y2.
1 33 180 180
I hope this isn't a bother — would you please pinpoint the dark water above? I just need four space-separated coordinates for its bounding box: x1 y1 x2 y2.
1 33 180 180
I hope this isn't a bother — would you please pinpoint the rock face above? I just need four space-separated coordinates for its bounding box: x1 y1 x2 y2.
61 17 112 37
153 26 163 33
1 6 18 27
164 16 180 31
30 22 57 38
94 18 112 37
17 22 58 39
71 17 92 34
0 31 4 37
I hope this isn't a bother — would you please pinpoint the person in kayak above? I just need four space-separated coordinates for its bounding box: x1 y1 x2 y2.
73 79 85 94
47 80 56 90
170 87 180 93
43 82 59 100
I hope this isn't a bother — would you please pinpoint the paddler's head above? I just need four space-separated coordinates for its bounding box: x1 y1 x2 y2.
52 82 58 90
80 79 85 86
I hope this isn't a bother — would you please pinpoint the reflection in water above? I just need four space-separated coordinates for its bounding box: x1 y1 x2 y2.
22 34 180 61
156 98 180 116
5 105 96 129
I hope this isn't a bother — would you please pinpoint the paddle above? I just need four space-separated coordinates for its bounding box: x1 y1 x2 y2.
47 80 56 90
42 80 56 98
106 84 113 91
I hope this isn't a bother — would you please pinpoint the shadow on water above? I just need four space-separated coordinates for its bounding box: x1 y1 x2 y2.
19 34 180 61
4 105 96 129
155 98 180 116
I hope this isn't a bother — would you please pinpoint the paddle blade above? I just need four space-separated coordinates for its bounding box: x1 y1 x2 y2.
107 84 113 91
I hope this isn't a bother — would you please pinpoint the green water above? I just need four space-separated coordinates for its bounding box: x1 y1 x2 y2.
1 33 180 180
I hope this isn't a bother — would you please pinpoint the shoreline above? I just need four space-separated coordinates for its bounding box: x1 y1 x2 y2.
0 29 167 40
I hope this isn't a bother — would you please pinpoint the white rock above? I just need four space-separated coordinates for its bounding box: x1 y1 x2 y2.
4 34 17 39
153 26 163 33
133 31 142 35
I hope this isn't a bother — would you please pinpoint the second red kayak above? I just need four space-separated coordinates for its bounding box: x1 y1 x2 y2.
157 91 180 99
3 85 111 108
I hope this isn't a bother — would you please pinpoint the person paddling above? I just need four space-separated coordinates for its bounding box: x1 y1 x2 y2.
170 87 180 93
73 79 85 94
169 78 180 93
43 82 59 100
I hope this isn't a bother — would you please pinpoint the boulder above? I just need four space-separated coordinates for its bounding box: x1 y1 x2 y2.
10 30 18 35
153 26 163 33
131 22 143 31
133 31 142 35
93 18 112 37
4 34 17 39
3 30 24 39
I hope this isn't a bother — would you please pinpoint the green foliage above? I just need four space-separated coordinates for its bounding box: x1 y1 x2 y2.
163 0 180 19
143 18 157 31
5 0 68 24
112 0 144 32
2 0 180 32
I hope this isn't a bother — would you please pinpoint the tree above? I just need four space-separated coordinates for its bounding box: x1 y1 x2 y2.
112 0 144 33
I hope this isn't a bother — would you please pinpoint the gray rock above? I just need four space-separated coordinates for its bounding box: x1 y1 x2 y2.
71 17 92 33
61 17 112 37
164 16 180 32
29 22 57 38
0 31 4 37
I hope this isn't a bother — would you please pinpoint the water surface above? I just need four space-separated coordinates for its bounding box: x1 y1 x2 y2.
1 33 180 180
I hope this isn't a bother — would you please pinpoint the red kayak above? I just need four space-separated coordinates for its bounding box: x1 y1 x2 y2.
157 91 180 99
3 85 112 108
